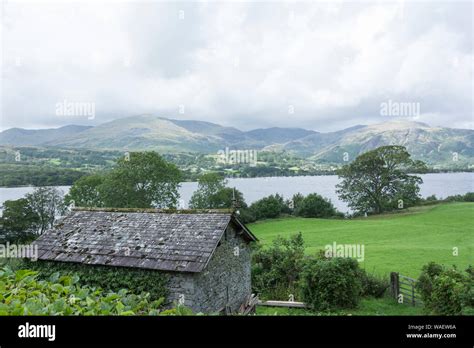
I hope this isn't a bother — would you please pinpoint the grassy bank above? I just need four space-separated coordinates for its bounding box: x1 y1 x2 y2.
249 203 474 278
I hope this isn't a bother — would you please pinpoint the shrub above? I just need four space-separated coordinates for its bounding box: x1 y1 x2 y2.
417 262 472 315
360 271 389 298
463 192 474 202
294 193 338 218
0 267 164 315
249 194 286 220
288 193 304 213
429 268 467 315
237 207 257 224
251 233 306 300
416 261 444 305
24 261 168 301
299 257 362 311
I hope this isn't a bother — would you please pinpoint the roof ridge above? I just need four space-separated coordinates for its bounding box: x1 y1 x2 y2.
72 207 234 214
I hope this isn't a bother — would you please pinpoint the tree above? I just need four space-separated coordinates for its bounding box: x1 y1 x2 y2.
252 233 306 300
189 173 246 209
99 152 182 208
65 174 105 208
25 187 66 234
1 198 39 242
189 173 226 208
289 192 304 212
249 194 285 220
336 146 425 214
294 193 337 218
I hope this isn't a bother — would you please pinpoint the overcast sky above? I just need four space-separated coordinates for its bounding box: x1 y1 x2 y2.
1 0 472 132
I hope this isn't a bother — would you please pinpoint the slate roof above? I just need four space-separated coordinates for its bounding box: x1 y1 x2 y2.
32 208 257 273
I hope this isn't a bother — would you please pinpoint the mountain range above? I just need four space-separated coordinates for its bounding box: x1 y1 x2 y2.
1 115 473 166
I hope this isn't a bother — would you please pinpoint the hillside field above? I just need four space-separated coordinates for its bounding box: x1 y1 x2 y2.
249 203 474 278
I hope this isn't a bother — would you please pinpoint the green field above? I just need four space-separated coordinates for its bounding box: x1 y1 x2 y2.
249 203 474 278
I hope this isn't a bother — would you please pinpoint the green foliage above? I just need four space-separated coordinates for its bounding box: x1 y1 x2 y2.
251 233 306 300
99 152 182 208
159 305 195 316
0 199 39 243
244 192 341 222
189 173 246 209
294 193 338 218
290 193 305 212
429 269 467 315
336 146 424 214
25 186 66 234
299 257 362 311
0 164 87 187
236 207 257 224
463 192 474 202
0 267 165 315
65 152 182 209
416 262 472 315
249 194 286 220
416 261 444 304
64 174 105 208
25 261 168 302
359 271 389 298
189 173 227 209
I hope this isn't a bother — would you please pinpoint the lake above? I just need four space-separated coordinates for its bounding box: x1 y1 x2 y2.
0 173 473 214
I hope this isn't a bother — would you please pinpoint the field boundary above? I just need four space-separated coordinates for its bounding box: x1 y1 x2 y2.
390 272 423 306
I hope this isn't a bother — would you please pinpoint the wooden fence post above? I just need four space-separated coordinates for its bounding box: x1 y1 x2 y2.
390 272 399 300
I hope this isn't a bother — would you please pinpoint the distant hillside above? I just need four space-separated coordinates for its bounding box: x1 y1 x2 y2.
1 116 473 167
0 125 91 146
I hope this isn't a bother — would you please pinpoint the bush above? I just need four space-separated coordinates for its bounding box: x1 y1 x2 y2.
429 268 467 315
417 262 472 315
416 262 444 304
0 267 164 315
24 261 168 301
463 192 474 202
237 207 257 224
251 233 306 300
299 257 362 311
360 271 389 298
249 194 286 220
294 193 339 218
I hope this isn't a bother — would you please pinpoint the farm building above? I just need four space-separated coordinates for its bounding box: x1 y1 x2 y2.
31 208 257 314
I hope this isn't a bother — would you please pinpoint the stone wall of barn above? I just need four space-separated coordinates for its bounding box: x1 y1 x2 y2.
166 273 196 309
163 222 252 314
191 223 252 313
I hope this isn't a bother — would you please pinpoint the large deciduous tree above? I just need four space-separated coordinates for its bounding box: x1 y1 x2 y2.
64 174 105 208
99 152 182 209
25 187 66 234
336 146 426 214
189 173 245 209
1 198 40 242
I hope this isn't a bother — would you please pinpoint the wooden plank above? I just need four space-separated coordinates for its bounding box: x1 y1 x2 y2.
258 300 307 308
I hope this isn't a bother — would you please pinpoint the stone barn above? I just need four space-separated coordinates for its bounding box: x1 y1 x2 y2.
32 208 257 314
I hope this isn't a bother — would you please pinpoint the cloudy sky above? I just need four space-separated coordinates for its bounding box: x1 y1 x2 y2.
1 0 472 132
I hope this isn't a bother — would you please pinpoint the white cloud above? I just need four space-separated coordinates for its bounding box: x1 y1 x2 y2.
1 0 472 131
